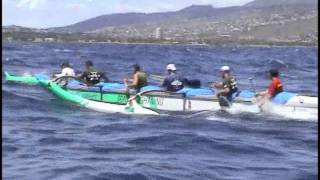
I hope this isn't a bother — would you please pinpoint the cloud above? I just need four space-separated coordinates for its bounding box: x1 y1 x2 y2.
16 0 46 9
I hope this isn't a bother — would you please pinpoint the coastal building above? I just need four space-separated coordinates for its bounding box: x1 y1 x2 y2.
155 27 161 39
44 37 55 42
34 37 43 42
6 37 13 42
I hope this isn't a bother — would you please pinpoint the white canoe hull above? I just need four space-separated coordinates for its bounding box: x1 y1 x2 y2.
261 102 318 120
139 93 317 118
83 99 159 115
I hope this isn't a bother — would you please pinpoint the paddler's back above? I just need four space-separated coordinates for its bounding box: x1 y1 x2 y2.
136 71 148 88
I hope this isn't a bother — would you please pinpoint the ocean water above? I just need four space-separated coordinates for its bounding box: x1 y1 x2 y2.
2 42 318 180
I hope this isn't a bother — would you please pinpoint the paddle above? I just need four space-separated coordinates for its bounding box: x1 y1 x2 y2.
247 77 255 90
247 77 268 111
127 89 171 102
207 82 217 88
149 74 165 81
49 75 77 83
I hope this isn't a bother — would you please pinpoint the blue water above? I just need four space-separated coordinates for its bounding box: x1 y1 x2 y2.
2 42 318 180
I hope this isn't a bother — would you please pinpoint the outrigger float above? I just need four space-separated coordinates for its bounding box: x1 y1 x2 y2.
4 72 318 118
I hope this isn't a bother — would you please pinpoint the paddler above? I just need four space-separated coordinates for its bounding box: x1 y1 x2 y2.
162 63 184 92
79 60 108 86
50 62 76 84
210 65 238 107
256 69 283 98
53 62 75 78
124 64 148 93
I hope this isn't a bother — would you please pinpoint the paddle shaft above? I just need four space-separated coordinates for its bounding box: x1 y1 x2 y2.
149 74 165 81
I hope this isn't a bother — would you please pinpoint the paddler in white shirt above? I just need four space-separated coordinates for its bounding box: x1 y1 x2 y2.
51 62 76 84
53 62 76 78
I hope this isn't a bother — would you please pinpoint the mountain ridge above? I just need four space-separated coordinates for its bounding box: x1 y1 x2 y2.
47 0 317 33
245 0 317 7
3 0 318 46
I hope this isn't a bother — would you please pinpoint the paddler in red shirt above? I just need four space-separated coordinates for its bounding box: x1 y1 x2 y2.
257 69 283 98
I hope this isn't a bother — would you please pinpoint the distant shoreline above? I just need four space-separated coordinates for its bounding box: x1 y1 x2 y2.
3 40 318 48
97 41 318 48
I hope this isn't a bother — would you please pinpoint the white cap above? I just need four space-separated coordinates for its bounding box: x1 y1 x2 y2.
166 64 177 71
220 65 230 72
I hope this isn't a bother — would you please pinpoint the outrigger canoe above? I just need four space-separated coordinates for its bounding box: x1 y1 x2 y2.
4 72 318 118
4 72 158 115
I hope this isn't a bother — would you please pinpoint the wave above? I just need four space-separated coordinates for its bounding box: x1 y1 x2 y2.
92 172 149 180
205 102 317 122
53 49 73 53
3 58 26 65
38 136 75 146
2 88 48 103
266 58 290 69
2 145 19 153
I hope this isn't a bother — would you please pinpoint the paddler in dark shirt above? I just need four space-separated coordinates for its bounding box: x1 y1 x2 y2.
210 65 238 107
162 63 184 92
124 64 148 92
79 60 108 86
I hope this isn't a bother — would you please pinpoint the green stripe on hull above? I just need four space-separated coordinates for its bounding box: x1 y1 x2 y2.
66 89 159 110
47 83 87 106
146 96 158 110
103 93 129 104
67 90 129 104
68 90 102 101
135 95 158 110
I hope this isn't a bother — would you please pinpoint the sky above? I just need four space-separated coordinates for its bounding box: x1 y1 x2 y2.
3 0 254 28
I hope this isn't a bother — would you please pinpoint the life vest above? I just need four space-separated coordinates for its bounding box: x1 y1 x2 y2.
268 77 283 97
136 71 148 90
163 73 184 92
223 77 238 91
170 79 184 91
222 76 238 101
86 71 101 84
82 68 104 85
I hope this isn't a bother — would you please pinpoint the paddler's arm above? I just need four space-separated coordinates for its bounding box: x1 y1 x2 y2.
124 74 138 88
212 82 223 89
100 72 109 82
73 72 89 85
75 72 83 79
52 69 67 78
217 87 230 96
124 78 134 82
257 80 276 98
49 73 65 83
52 72 65 78
161 77 168 87
50 69 67 81
256 90 271 98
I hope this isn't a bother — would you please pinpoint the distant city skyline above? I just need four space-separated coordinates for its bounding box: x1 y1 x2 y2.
3 0 254 28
